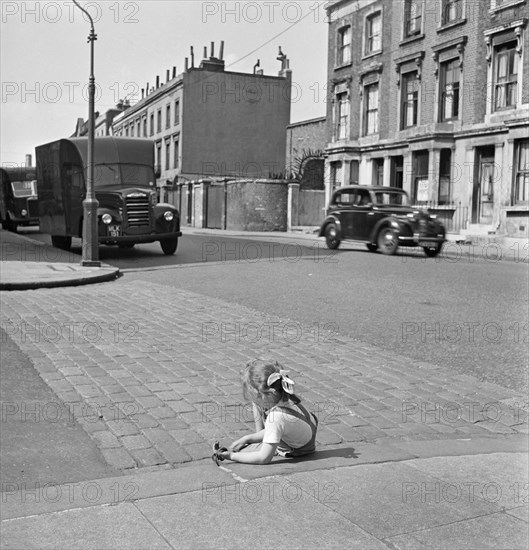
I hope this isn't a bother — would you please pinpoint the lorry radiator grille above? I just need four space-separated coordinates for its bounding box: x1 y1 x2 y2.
27 198 39 218
126 196 150 226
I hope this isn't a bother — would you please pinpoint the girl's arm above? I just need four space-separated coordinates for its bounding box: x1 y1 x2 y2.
223 442 278 465
229 429 265 451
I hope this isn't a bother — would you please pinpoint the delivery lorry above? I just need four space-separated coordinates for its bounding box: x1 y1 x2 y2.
35 137 181 254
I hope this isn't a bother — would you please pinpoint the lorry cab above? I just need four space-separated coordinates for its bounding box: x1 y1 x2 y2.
0 167 39 232
35 137 182 254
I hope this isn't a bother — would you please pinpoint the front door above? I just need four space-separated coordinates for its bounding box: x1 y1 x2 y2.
472 147 495 225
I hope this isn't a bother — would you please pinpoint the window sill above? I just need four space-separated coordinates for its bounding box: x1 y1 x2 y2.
362 50 382 61
334 62 352 71
506 204 529 211
437 18 467 33
399 33 425 46
489 0 526 15
428 205 457 210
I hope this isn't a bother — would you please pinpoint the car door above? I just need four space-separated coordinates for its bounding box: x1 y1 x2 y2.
350 188 374 240
335 190 356 238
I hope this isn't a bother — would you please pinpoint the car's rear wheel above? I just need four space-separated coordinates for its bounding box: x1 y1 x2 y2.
423 243 443 258
377 227 398 255
160 237 178 255
366 243 378 253
324 223 340 250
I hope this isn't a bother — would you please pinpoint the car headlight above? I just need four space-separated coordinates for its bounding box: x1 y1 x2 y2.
102 213 112 225
164 211 174 222
21 209 28 216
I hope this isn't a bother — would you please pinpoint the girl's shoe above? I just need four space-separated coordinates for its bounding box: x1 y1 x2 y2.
212 440 228 466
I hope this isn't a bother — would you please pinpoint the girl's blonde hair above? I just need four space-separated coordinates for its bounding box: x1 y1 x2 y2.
242 359 299 404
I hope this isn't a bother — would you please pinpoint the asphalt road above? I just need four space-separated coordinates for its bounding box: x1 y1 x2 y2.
9 227 529 392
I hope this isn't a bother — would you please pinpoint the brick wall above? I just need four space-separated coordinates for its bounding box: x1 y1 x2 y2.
286 117 327 174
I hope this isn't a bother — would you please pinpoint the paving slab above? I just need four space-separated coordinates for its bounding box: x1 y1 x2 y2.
136 475 388 550
385 511 529 550
0 502 171 550
1 462 233 520
403 452 529 510
281 462 501 539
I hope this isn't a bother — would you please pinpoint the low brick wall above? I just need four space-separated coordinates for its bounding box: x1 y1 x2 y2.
226 179 288 231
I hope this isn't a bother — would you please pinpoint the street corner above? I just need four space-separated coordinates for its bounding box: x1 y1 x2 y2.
0 261 120 290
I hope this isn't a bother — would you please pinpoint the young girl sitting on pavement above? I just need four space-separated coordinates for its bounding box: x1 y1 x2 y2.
215 359 318 465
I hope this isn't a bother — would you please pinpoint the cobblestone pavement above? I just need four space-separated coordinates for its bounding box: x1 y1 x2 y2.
1 280 527 471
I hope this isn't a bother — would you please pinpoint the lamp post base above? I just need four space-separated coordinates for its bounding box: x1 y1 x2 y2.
81 197 101 267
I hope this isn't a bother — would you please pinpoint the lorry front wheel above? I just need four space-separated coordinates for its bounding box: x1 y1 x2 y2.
51 235 72 251
160 237 178 255
3 215 16 232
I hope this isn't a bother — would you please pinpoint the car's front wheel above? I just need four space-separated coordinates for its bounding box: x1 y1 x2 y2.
160 237 178 255
377 227 398 255
423 243 443 258
324 223 341 250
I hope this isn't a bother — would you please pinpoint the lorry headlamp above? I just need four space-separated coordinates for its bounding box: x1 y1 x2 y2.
102 213 112 225
21 209 28 216
164 211 174 222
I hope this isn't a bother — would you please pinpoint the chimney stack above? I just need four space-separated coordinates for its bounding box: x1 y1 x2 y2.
190 46 194 67
156 75 160 88
185 57 189 71
166 69 170 82
219 41 224 60
172 66 176 78
25 154 32 167
211 41 214 58
203 46 207 59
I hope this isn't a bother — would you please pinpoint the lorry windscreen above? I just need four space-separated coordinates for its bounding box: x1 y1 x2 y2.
94 164 155 188
11 180 37 197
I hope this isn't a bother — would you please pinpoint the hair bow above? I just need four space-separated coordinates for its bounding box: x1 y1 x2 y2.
267 370 295 394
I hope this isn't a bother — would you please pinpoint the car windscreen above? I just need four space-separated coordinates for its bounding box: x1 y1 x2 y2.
93 164 155 188
374 191 409 206
11 180 37 197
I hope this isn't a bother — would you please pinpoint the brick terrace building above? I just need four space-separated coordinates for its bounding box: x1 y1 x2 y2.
112 42 292 187
325 0 528 238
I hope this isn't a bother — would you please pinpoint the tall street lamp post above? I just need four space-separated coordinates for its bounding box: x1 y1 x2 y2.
73 0 100 266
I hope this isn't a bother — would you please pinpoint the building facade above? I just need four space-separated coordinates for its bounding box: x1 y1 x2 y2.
112 42 292 187
325 0 528 238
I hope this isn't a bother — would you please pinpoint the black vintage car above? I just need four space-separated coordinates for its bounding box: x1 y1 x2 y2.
319 185 446 257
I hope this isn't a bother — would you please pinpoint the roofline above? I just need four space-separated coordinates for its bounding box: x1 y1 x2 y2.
287 116 326 129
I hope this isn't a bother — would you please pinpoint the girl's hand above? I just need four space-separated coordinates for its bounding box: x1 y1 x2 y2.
229 437 248 452
218 450 232 461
